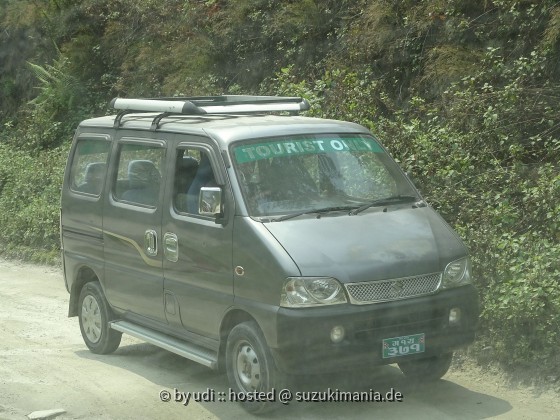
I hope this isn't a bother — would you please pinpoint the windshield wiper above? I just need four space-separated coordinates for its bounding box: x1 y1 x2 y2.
349 195 418 215
271 205 359 222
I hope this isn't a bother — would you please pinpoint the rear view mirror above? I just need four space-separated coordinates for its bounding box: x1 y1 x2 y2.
199 187 222 217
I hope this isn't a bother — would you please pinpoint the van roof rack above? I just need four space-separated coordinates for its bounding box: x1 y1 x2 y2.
110 95 311 129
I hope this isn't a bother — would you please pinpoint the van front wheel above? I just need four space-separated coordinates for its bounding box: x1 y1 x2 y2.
78 282 121 354
398 352 453 382
226 321 281 414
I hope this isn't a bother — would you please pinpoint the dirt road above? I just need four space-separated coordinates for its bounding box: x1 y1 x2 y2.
0 259 558 420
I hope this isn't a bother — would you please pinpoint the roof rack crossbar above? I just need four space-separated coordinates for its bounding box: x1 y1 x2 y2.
110 96 310 120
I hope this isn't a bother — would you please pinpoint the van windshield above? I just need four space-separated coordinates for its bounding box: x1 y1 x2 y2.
231 134 419 217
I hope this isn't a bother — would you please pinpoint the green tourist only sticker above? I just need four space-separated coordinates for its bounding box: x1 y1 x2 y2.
233 136 383 163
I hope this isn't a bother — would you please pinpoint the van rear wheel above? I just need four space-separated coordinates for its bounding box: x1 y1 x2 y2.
398 352 453 382
226 321 281 414
78 282 121 354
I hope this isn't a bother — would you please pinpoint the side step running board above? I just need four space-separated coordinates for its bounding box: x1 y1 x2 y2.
110 320 218 369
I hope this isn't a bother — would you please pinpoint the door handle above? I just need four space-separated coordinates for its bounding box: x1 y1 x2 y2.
144 229 158 257
164 232 179 262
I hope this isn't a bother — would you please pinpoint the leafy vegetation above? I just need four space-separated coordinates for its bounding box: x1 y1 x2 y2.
1 0 559 378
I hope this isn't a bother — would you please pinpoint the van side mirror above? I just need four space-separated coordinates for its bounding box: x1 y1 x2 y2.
199 187 222 217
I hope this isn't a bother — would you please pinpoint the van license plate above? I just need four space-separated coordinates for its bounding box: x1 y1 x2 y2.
382 333 425 358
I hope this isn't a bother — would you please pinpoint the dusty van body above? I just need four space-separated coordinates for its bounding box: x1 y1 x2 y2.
61 96 478 412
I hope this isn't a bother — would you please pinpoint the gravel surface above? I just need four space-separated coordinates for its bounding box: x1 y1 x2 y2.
0 259 558 419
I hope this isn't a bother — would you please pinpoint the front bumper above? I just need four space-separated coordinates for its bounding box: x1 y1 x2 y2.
272 285 478 375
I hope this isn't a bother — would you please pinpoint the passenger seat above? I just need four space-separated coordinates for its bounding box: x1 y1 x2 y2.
121 160 161 206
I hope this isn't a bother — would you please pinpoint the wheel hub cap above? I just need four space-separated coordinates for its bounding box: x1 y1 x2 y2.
81 295 102 344
236 343 261 390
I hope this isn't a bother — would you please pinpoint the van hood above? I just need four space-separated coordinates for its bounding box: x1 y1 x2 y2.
263 206 466 283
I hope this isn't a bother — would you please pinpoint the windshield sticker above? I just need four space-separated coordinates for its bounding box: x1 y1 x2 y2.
234 137 383 163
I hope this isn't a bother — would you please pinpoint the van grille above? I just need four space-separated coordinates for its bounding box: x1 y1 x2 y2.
345 273 442 304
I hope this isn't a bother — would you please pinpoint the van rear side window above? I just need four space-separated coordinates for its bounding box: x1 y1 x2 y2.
70 139 111 196
113 143 165 207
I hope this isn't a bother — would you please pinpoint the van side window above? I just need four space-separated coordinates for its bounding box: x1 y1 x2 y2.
174 148 217 214
69 139 111 196
113 144 165 207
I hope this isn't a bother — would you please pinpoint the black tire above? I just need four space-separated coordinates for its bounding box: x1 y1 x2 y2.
78 282 122 354
226 321 282 414
398 352 453 382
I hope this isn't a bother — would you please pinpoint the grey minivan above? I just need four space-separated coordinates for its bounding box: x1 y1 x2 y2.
61 96 478 413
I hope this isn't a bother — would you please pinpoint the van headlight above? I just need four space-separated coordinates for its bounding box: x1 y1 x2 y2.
280 277 347 307
442 257 472 288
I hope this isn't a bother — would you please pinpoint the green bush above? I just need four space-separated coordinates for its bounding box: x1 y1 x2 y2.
481 234 560 369
0 142 68 263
